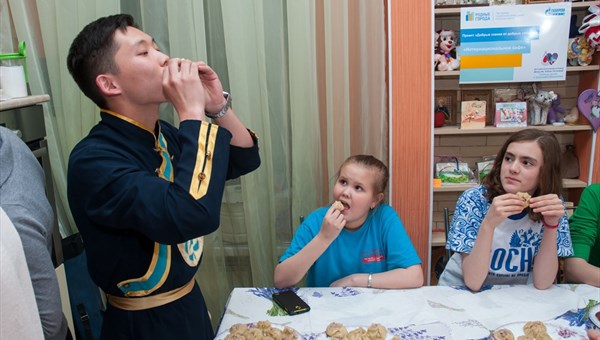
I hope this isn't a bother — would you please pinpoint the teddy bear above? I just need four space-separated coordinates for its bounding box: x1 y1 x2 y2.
435 29 460 71
527 87 557 126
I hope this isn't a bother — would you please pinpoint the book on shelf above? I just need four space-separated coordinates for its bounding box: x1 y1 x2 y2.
460 100 486 129
495 101 527 128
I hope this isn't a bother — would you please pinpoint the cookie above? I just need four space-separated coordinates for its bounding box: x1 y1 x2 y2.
325 322 348 338
516 192 531 208
228 323 247 335
332 200 344 211
346 327 367 340
516 336 533 340
366 323 387 340
491 328 514 340
523 321 547 338
226 321 299 340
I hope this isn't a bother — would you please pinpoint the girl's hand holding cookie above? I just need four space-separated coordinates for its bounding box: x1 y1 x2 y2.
319 203 346 241
529 194 564 227
485 193 530 227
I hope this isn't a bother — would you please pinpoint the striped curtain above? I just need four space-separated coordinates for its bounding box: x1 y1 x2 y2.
11 0 387 327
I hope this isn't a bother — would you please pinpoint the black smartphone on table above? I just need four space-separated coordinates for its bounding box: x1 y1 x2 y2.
271 290 311 315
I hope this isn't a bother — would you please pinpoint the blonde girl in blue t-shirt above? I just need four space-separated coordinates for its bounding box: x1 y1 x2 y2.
439 129 573 291
274 155 423 288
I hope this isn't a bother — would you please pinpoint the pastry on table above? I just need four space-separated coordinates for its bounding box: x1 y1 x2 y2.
224 321 299 340
366 323 387 339
491 328 514 340
523 321 548 338
325 322 348 339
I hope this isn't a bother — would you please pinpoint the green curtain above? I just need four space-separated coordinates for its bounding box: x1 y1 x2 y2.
9 0 387 329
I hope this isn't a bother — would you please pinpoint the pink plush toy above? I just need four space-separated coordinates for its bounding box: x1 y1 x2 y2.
435 29 460 71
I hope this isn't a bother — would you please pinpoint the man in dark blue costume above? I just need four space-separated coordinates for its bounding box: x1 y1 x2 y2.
66 14 260 339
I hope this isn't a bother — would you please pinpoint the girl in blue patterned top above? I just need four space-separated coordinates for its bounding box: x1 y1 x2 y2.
438 129 573 291
274 155 423 288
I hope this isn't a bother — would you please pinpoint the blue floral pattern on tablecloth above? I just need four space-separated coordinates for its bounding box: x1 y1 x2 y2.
555 298 599 328
248 287 297 300
216 285 598 340
330 287 361 297
451 285 494 292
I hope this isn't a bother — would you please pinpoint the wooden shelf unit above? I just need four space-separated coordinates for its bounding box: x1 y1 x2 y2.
434 124 592 135
430 1 599 281
434 178 588 193
435 64 600 78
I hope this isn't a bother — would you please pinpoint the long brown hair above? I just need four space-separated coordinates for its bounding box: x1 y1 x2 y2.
482 129 562 221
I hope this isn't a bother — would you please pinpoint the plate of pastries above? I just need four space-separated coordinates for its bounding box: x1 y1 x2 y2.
491 320 587 340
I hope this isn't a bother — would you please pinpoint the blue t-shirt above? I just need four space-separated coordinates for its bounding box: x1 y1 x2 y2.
279 203 421 287
439 185 573 286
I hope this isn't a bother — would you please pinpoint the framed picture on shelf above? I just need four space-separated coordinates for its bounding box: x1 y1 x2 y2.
495 101 527 128
461 89 494 126
460 100 487 129
434 90 458 126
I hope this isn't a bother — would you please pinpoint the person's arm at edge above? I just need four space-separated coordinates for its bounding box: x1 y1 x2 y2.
564 257 600 286
564 184 600 287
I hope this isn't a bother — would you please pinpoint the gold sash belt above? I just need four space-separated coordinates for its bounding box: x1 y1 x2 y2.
107 278 195 311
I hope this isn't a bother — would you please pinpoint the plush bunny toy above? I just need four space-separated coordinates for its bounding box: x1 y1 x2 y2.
435 29 460 71
527 88 558 125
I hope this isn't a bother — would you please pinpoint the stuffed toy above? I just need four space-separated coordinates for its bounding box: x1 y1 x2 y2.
527 86 557 126
564 106 580 125
578 5 600 51
547 93 567 124
435 29 460 71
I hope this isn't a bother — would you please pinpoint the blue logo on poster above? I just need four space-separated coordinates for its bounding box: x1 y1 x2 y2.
465 11 491 22
544 7 565 16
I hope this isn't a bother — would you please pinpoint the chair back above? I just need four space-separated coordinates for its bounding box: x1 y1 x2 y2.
443 207 453 261
434 207 454 280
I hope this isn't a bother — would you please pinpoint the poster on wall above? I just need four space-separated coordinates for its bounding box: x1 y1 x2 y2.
459 3 571 84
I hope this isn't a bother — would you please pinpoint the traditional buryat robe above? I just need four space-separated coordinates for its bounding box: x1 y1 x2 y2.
67 111 260 339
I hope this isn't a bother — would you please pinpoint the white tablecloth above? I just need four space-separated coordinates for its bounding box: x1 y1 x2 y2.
214 284 599 339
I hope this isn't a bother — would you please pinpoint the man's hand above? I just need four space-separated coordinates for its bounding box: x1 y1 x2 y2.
197 62 226 114
163 58 205 121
